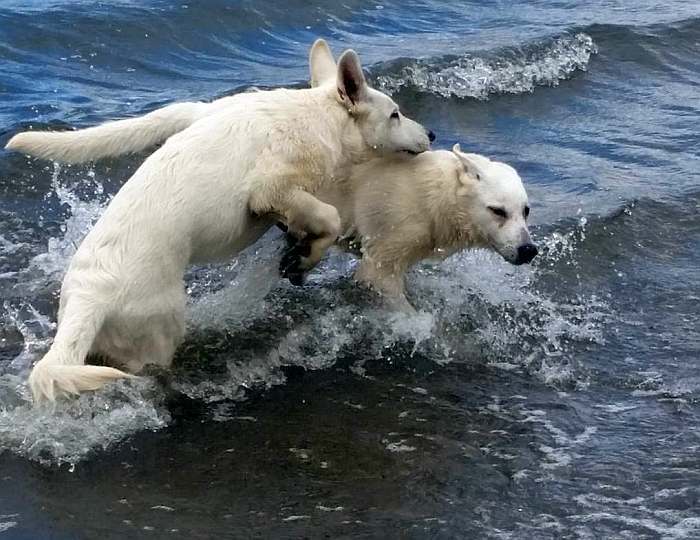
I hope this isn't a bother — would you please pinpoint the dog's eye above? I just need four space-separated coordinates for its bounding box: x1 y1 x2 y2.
524 206 530 218
489 206 508 219
390 111 400 120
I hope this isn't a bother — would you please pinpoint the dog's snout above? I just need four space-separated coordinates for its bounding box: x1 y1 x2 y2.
514 243 538 265
427 130 436 143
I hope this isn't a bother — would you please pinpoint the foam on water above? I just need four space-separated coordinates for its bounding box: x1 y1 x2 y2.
519 408 598 471
0 378 169 467
374 33 597 100
568 502 700 540
0 516 18 534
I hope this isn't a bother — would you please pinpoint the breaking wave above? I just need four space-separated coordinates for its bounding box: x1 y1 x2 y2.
372 33 597 99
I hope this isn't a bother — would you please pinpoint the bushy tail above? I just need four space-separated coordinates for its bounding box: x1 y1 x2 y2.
5 101 212 164
28 299 132 403
29 362 132 403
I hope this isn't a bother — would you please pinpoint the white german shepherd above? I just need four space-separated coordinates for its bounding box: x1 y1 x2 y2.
6 39 432 402
320 146 537 311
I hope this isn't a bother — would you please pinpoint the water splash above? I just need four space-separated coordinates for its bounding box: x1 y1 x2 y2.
374 33 597 99
185 229 285 330
539 215 589 266
0 166 611 466
409 220 609 386
0 378 169 467
2 302 54 376
28 163 108 282
174 300 438 406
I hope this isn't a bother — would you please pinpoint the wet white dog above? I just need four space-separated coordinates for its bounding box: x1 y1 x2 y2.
6 40 432 402
318 144 537 311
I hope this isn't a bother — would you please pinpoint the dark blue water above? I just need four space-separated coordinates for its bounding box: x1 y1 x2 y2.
0 1 699 538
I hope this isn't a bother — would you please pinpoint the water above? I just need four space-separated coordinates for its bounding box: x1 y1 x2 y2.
0 1 698 538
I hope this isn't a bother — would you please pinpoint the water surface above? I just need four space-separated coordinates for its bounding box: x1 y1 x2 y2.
0 1 699 538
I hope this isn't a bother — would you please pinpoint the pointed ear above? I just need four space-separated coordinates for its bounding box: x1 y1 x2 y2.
453 144 486 182
336 50 368 107
309 39 336 87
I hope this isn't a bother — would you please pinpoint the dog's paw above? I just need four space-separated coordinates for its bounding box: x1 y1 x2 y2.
286 269 306 286
280 239 311 285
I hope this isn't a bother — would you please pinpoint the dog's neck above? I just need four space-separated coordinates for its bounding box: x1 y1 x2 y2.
428 167 487 253
316 85 378 166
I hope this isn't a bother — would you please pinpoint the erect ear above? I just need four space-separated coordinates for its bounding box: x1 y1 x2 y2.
336 50 368 108
309 39 336 87
453 143 487 183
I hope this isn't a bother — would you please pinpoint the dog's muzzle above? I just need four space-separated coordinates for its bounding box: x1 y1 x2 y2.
514 243 538 265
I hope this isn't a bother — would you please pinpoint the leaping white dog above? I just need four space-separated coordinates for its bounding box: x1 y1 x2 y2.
6 39 433 402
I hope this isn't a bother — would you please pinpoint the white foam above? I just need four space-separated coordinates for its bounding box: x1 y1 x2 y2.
0 377 169 467
375 33 597 100
595 403 639 413
570 511 700 540
520 407 597 471
384 438 417 453
0 516 18 534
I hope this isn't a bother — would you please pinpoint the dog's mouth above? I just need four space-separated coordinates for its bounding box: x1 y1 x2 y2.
489 242 519 265
401 149 422 156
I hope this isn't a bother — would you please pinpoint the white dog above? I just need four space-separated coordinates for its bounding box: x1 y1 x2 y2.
6 40 432 402
318 145 537 311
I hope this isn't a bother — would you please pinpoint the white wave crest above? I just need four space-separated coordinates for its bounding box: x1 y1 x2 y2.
375 33 597 99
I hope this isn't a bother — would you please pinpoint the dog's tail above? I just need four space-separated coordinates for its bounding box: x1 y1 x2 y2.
28 298 133 403
5 101 211 164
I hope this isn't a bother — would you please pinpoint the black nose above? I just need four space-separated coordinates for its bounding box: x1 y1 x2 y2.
427 130 436 143
515 243 538 265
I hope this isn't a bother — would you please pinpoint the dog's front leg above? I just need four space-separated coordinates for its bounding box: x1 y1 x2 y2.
354 258 416 314
252 187 341 284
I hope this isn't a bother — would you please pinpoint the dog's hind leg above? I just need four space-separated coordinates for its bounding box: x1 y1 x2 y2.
122 307 185 374
92 283 187 375
28 297 132 404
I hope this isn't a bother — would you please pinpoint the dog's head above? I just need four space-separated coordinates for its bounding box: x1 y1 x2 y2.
452 144 537 265
309 39 433 156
